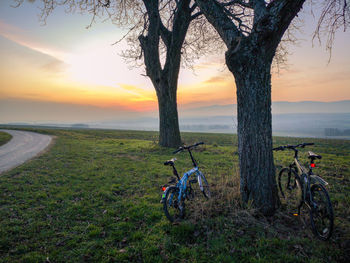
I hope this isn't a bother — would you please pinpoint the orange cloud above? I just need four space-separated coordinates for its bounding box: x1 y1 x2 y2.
178 72 236 108
271 65 350 102
204 76 227 84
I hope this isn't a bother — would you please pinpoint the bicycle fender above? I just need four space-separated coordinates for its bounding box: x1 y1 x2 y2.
198 176 204 191
310 175 328 186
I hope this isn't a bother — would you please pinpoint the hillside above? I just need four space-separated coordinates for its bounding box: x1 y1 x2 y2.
0 128 349 262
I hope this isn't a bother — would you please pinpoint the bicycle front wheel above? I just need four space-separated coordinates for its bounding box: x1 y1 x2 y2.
198 172 211 199
309 184 334 240
163 186 185 222
278 168 302 210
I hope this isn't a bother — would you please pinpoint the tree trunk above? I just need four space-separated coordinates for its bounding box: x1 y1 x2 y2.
156 80 181 147
139 0 192 148
227 50 279 215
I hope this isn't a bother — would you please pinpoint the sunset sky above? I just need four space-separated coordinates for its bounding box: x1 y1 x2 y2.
0 0 349 123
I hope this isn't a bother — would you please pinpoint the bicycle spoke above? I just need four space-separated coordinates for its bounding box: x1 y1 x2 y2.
309 184 334 240
163 187 184 222
278 168 302 212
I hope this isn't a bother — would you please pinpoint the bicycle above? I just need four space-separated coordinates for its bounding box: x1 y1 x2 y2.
161 142 211 222
273 143 334 240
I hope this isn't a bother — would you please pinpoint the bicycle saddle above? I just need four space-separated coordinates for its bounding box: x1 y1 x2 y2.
308 151 322 159
164 158 177 166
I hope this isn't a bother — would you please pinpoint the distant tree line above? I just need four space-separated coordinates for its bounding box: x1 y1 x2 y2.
181 124 233 131
325 128 350 136
71 124 90 129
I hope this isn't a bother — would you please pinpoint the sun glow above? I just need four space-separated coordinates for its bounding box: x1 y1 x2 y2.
66 50 119 87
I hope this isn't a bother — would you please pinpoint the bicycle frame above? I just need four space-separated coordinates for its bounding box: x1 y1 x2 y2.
290 158 311 205
289 156 328 211
176 167 200 201
165 165 206 202
294 157 307 175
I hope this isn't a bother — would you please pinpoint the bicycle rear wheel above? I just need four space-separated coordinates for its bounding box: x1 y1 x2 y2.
198 172 211 199
163 186 185 222
309 184 334 240
278 168 302 210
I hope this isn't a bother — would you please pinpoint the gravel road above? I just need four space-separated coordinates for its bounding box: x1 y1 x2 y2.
0 129 52 174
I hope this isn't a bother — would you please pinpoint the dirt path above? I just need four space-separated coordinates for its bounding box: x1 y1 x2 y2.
0 129 52 174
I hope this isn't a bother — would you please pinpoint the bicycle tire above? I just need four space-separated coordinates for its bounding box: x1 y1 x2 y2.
309 184 334 240
278 168 302 210
163 186 185 222
198 172 211 199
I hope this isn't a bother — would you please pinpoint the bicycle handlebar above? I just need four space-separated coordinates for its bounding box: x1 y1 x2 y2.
173 142 204 154
173 147 183 154
272 146 285 151
273 142 314 151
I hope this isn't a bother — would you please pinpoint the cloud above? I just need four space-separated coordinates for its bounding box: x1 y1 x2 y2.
0 20 70 78
118 84 155 101
193 61 225 70
0 19 24 34
41 60 66 73
204 76 226 84
0 20 67 61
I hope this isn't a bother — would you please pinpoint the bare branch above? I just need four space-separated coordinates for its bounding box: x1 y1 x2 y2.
313 0 350 58
159 18 172 47
112 22 141 45
191 11 203 20
195 0 244 48
190 1 198 12
220 0 253 9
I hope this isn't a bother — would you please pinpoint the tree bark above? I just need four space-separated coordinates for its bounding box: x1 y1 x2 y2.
156 80 181 147
226 47 279 215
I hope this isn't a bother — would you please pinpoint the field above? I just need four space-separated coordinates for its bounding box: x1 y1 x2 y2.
0 128 349 262
0 131 12 146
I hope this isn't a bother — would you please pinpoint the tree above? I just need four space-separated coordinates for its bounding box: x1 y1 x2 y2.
195 0 349 215
14 0 217 148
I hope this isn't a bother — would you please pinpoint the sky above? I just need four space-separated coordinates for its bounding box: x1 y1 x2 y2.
0 0 349 124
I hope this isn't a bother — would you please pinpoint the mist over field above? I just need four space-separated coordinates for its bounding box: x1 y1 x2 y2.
86 113 350 139
1 99 350 139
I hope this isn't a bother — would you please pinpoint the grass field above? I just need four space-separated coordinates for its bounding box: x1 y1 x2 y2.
0 128 349 262
0 131 12 146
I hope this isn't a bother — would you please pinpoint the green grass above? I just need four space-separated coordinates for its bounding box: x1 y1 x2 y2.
0 131 12 146
0 128 349 262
